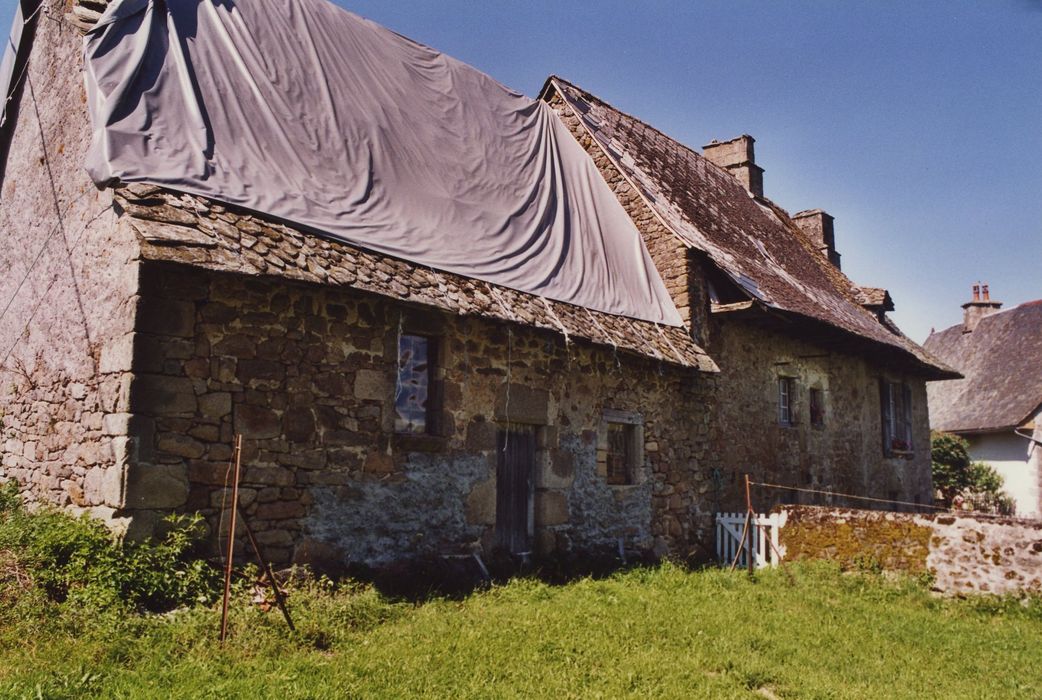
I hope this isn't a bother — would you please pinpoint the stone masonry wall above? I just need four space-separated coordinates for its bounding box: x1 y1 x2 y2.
128 262 717 566
709 321 933 511
546 84 934 511
775 505 1042 596
0 8 139 521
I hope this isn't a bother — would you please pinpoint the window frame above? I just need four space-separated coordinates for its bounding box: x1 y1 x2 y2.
777 376 796 426
809 387 825 427
880 379 914 457
600 409 643 487
394 332 440 436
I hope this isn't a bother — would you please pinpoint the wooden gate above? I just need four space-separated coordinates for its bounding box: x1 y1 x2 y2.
715 512 782 569
496 424 535 554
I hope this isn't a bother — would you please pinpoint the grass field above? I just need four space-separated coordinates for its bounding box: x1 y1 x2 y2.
3 561 1042 699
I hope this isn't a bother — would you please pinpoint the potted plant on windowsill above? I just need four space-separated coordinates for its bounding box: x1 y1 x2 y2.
889 438 914 458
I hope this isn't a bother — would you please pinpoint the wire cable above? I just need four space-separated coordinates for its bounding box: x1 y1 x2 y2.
749 480 947 512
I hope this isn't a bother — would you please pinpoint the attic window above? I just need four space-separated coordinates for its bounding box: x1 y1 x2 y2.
880 380 913 456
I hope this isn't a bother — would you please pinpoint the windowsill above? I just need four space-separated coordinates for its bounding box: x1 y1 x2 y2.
886 449 915 460
392 432 449 452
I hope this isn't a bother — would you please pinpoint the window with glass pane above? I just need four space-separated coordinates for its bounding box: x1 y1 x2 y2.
778 377 794 425
880 380 913 454
395 334 431 434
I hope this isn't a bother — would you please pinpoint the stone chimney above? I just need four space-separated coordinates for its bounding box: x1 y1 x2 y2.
961 282 1002 332
702 135 763 198
792 209 841 269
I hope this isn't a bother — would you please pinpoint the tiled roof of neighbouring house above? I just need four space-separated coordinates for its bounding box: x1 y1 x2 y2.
924 300 1042 432
118 185 717 371
544 76 958 380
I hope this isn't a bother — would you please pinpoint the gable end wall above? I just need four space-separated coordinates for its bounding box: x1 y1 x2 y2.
0 9 140 523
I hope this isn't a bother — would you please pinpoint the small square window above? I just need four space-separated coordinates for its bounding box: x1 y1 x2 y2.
395 334 435 434
778 377 795 426
809 388 825 427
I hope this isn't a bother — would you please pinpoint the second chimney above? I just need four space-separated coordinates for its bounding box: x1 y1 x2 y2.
961 282 1002 332
792 209 841 269
703 135 764 198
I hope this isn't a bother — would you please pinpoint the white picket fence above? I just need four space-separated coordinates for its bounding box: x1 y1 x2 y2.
715 512 783 569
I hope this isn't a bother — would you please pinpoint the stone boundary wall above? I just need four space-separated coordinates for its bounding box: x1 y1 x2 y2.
774 505 1042 596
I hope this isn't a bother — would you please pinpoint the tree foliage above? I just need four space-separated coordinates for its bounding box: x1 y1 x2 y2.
930 432 1014 514
931 431 974 502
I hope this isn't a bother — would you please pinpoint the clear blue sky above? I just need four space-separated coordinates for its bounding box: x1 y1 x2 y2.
3 0 1040 341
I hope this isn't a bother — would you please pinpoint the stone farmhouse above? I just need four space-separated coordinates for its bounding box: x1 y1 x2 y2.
925 286 1042 518
0 0 955 568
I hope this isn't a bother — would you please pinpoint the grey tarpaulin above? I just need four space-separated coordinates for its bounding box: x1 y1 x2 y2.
83 0 682 326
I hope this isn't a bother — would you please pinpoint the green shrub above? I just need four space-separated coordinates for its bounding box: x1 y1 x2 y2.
0 481 220 613
931 433 1013 512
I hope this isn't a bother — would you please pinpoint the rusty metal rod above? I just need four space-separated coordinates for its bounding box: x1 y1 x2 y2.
219 434 243 644
744 473 755 575
241 515 295 632
729 510 752 572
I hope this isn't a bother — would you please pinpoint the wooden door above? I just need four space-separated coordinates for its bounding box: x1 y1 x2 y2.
496 424 535 554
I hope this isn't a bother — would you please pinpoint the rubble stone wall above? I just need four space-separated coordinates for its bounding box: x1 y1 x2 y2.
709 322 933 509
775 505 1042 595
128 262 717 565
0 9 139 521
547 87 932 509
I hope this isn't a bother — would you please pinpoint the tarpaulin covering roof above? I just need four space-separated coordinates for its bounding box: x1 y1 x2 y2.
82 0 681 326
546 76 957 378
925 301 1042 432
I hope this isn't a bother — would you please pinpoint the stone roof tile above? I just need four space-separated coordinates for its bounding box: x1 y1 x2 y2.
547 76 956 379
117 187 716 372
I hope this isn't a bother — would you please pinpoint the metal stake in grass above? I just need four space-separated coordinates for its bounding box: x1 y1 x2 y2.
745 473 755 575
241 515 295 633
219 434 243 644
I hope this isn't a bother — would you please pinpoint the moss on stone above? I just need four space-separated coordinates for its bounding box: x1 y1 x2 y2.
778 507 931 573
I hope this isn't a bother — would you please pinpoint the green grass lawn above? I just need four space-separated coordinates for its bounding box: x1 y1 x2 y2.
3 562 1041 699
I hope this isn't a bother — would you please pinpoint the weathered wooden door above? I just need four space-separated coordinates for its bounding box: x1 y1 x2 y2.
496 424 535 554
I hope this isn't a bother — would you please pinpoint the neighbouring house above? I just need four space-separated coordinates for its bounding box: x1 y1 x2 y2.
924 285 1042 518
0 0 955 568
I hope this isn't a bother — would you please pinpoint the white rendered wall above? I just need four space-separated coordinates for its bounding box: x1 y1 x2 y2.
966 432 1040 519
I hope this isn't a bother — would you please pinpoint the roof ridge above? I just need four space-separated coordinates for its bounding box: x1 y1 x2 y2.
549 75 713 171
551 76 893 344
547 75 955 378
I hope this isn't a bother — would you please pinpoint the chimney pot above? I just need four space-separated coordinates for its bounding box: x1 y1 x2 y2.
962 282 1002 332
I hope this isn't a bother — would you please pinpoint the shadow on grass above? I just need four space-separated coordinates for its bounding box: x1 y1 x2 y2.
306 544 719 603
